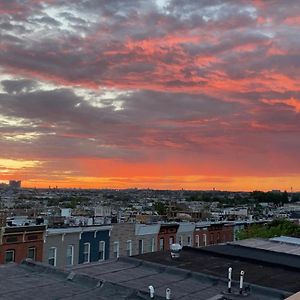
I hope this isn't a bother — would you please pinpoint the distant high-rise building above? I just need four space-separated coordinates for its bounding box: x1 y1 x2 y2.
9 180 21 189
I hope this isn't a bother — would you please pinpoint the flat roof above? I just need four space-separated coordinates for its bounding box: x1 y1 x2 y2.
0 260 164 300
233 238 300 256
72 257 287 300
134 245 300 294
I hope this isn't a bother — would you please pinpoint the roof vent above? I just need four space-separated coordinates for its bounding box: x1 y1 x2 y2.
166 287 171 299
170 243 182 259
148 285 155 299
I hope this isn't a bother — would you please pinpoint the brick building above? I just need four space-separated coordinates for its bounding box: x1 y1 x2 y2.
0 225 46 264
157 223 179 251
194 222 233 247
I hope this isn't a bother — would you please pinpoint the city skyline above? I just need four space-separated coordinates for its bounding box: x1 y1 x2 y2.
0 0 300 191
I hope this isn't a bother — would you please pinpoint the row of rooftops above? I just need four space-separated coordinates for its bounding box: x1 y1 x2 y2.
1 218 270 233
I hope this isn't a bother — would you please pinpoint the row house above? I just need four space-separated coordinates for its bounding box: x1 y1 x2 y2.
43 225 111 268
0 220 239 266
109 223 160 258
194 222 234 247
157 223 179 251
135 223 160 254
176 223 196 247
0 225 46 264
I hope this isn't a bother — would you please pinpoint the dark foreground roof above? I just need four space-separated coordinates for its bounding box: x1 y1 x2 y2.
135 246 300 294
0 256 291 300
0 260 161 300
72 257 289 300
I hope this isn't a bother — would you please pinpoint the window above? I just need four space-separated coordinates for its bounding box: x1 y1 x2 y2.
48 247 57 266
203 234 207 246
151 237 155 252
210 233 214 245
169 236 174 245
126 240 132 256
187 235 192 246
5 250 15 263
179 235 183 246
83 243 90 263
66 245 74 266
195 235 200 247
159 238 164 251
113 241 119 258
27 247 36 260
99 241 105 261
138 239 144 255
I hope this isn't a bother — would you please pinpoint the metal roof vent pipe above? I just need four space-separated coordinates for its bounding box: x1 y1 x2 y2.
166 288 171 299
239 270 245 295
148 285 155 299
170 243 182 259
227 267 232 293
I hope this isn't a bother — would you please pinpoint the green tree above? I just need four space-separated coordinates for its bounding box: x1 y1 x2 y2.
237 219 300 240
154 201 167 215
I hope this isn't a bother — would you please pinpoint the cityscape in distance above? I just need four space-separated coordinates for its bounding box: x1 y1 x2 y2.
0 0 300 299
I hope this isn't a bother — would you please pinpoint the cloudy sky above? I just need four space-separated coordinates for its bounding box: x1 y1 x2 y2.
0 0 299 190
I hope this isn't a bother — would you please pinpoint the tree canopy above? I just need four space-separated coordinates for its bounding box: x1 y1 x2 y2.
237 219 300 240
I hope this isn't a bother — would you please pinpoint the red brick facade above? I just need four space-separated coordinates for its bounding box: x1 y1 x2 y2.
194 223 233 247
0 226 46 264
157 224 179 251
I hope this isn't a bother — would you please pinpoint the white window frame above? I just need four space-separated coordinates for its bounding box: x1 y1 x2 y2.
99 241 105 261
195 235 200 247
83 242 90 263
66 245 74 266
179 235 183 246
159 238 164 251
48 247 57 266
27 247 36 260
203 233 207 246
113 241 119 258
169 236 174 245
126 240 132 256
5 249 15 264
151 237 155 252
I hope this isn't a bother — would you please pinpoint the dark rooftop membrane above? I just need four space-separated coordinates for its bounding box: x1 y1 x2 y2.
135 245 300 294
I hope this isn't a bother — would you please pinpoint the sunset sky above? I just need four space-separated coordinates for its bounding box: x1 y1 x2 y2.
0 0 299 191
